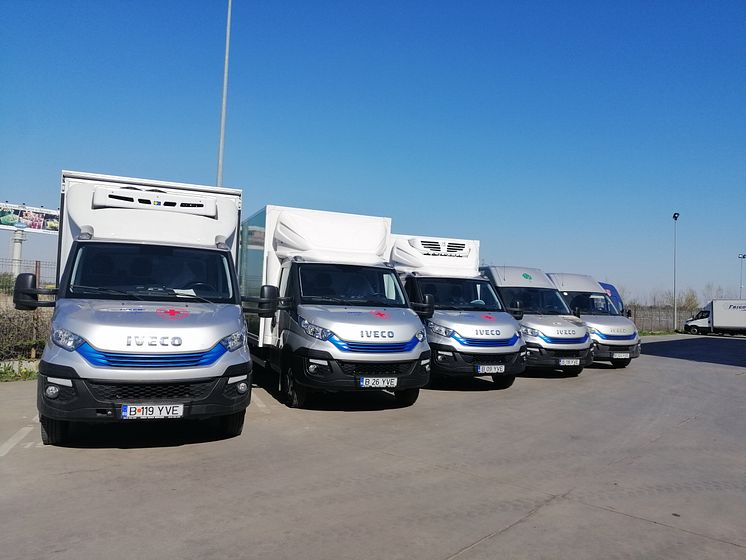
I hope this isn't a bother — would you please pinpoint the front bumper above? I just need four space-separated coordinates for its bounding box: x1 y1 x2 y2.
429 343 526 377
592 341 641 361
524 343 594 369
289 348 431 391
37 360 251 422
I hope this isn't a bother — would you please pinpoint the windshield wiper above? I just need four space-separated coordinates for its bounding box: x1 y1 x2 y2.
132 286 216 304
69 285 144 300
302 296 351 304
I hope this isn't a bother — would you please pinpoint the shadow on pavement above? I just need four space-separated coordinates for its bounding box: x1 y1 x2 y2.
425 376 507 391
518 367 581 379
643 336 746 368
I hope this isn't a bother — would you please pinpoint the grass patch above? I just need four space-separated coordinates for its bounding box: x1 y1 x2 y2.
0 363 38 382
639 330 678 336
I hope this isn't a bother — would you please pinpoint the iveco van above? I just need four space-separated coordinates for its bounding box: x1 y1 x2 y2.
481 266 593 375
390 236 525 389
548 273 640 368
240 206 432 408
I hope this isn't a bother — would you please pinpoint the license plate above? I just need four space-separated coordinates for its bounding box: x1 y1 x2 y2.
612 352 630 359
121 404 184 419
559 359 580 366
359 377 398 388
477 365 505 374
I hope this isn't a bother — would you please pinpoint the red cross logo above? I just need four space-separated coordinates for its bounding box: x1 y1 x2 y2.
156 308 189 320
370 310 389 319
482 314 496 321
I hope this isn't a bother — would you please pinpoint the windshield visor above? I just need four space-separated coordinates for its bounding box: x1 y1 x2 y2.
497 287 571 315
298 263 407 307
417 278 503 311
66 243 236 303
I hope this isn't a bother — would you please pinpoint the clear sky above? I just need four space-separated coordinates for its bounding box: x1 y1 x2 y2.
1 0 744 301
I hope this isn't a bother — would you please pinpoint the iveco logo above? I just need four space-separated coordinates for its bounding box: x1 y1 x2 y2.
126 336 183 347
475 329 501 336
556 329 576 335
360 330 395 339
607 328 627 333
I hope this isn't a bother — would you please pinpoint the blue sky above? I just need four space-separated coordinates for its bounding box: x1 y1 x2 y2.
1 0 744 300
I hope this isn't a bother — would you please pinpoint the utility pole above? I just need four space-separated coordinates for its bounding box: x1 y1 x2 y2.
739 254 746 299
11 227 26 279
216 0 233 187
672 212 680 331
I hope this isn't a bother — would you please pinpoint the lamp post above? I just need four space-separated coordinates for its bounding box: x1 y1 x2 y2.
216 0 233 187
739 254 746 299
672 212 680 331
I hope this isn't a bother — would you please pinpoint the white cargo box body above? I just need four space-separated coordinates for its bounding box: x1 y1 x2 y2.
711 300 746 329
388 235 480 278
59 171 242 282
239 205 392 346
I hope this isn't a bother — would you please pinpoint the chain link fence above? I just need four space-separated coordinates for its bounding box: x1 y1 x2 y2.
1 259 56 378
628 304 699 333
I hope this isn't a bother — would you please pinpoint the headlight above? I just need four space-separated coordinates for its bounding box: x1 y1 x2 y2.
587 326 598 335
220 330 245 351
520 325 541 338
299 316 332 341
415 330 426 342
52 327 85 352
426 321 453 337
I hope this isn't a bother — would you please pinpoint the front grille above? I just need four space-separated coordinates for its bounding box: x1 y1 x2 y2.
540 334 590 344
86 379 216 401
339 361 415 377
452 333 520 347
549 350 584 358
596 332 637 341
329 335 419 353
77 343 226 368
461 353 511 364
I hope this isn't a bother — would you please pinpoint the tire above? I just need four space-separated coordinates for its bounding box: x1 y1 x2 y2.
282 367 309 409
394 388 420 407
491 375 516 389
40 415 68 446
611 358 632 368
218 410 245 438
689 326 699 335
563 366 583 376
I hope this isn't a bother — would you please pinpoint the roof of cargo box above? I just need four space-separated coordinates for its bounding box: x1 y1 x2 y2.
547 272 604 293
389 235 480 278
264 205 391 266
481 266 556 289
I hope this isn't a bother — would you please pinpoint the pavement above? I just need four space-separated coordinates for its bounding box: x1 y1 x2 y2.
0 334 744 559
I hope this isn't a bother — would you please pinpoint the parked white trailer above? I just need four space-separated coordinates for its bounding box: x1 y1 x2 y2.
239 206 432 408
13 171 275 445
389 235 526 389
684 300 746 335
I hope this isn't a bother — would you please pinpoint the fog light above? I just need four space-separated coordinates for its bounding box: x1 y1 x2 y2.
45 385 60 399
236 382 249 394
308 364 319 374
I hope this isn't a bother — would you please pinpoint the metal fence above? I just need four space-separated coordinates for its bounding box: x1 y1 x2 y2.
0 259 56 367
628 305 698 333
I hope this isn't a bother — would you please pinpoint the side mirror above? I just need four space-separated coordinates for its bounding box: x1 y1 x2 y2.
573 307 582 318
242 284 279 318
412 293 435 320
625 309 632 318
508 301 523 321
14 273 38 310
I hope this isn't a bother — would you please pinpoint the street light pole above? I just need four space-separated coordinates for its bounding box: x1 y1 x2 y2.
739 254 746 299
216 0 233 187
672 212 680 331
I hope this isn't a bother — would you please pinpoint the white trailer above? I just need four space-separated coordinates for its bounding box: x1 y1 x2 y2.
684 300 746 335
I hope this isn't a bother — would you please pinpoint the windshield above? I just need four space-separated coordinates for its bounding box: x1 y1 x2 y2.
66 243 236 303
416 278 503 311
496 287 571 315
298 263 407 307
560 291 620 316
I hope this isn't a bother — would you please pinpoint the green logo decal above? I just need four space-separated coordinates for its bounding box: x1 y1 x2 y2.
522 273 532 280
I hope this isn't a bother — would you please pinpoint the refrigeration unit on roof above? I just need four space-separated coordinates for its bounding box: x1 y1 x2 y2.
389 235 480 278
92 186 218 218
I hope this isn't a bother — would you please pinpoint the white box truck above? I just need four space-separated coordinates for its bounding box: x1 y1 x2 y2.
389 235 526 389
684 300 746 335
13 171 276 445
239 206 432 408
481 266 593 375
548 273 640 368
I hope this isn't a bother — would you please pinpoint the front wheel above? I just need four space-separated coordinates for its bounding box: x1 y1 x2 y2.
689 326 700 335
491 375 516 389
563 366 583 376
218 410 245 438
282 368 309 409
611 358 632 368
40 416 69 446
394 388 419 407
